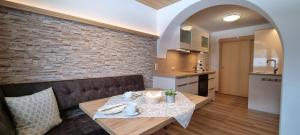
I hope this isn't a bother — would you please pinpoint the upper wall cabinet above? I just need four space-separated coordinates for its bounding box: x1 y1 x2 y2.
180 25 210 52
180 29 192 50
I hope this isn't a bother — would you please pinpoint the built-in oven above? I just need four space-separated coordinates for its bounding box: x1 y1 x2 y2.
198 74 208 96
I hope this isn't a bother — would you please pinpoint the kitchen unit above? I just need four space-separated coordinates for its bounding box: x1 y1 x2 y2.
248 73 281 114
208 73 216 100
247 28 282 114
153 71 216 100
179 24 210 52
253 29 283 74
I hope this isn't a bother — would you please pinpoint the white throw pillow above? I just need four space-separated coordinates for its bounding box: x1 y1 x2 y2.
5 87 62 135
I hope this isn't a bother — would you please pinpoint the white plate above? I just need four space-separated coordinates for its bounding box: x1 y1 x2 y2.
101 105 126 115
123 110 140 116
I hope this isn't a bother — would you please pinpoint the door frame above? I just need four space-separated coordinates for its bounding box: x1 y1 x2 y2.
218 35 254 96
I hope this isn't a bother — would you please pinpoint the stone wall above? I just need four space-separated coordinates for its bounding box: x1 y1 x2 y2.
0 6 156 88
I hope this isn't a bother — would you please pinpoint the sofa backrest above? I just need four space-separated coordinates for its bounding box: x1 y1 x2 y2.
0 74 145 112
0 74 144 134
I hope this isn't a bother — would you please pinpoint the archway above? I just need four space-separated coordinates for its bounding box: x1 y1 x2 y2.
156 0 287 133
157 0 282 58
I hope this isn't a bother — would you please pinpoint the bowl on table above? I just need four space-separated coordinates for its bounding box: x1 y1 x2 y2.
144 91 162 104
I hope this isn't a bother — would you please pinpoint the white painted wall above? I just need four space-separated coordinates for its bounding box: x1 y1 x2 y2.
7 0 157 35
157 0 197 35
209 23 272 91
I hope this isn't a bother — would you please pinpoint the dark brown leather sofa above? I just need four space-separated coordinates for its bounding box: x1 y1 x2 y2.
0 75 145 135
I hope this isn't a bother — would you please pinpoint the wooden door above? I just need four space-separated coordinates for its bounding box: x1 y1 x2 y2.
220 37 253 97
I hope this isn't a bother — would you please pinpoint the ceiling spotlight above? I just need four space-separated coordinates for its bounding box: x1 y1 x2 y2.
181 25 193 31
223 13 241 22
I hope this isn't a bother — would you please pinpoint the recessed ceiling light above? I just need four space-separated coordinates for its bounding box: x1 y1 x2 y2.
181 25 193 31
223 13 241 22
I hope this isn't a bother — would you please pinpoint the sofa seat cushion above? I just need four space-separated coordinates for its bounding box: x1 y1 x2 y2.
46 114 109 135
61 108 86 119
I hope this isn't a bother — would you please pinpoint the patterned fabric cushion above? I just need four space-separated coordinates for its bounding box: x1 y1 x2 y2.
5 87 62 135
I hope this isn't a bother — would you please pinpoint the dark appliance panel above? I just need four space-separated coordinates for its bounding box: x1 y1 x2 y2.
198 74 208 96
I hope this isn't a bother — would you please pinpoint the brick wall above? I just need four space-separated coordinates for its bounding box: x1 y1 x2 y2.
0 6 156 88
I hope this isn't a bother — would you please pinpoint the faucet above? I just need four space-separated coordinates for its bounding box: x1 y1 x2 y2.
267 59 279 74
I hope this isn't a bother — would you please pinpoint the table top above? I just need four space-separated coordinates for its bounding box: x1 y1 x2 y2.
79 91 211 135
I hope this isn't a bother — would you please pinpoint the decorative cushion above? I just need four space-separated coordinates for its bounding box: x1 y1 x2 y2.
5 87 62 135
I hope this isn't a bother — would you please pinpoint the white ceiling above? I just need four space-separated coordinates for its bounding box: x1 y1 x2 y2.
186 5 269 32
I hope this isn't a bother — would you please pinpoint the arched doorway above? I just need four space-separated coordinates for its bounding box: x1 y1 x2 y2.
156 0 291 134
157 0 281 58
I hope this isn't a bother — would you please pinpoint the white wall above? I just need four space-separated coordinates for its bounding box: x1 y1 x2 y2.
157 0 197 35
7 0 157 35
209 23 272 91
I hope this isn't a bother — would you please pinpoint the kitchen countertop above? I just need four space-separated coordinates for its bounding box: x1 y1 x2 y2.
154 71 215 78
249 72 282 76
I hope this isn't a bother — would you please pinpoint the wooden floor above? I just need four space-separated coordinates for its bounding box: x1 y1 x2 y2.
164 93 279 135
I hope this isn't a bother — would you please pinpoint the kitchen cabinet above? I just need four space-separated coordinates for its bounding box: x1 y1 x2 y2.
179 26 210 52
191 28 209 52
248 74 281 114
180 29 192 50
176 76 198 94
208 74 216 100
153 72 216 99
153 76 198 95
